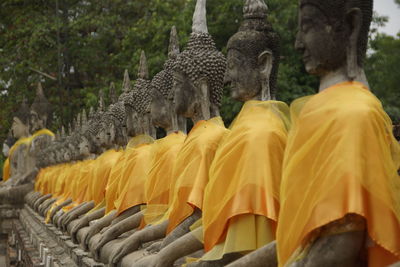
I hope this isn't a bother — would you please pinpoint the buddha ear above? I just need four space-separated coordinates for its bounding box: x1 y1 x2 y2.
258 50 274 100
346 7 362 80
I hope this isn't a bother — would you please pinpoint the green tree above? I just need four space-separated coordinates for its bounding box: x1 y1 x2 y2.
365 33 400 122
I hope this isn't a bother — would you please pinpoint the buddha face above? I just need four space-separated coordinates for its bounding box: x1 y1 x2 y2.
79 136 91 158
97 121 116 148
125 105 142 137
173 71 200 118
30 110 46 133
11 117 29 139
150 89 173 130
225 49 262 101
295 5 347 76
56 148 64 163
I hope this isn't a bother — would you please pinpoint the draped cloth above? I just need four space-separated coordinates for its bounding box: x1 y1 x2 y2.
6 136 32 178
142 132 186 226
115 138 154 215
166 117 228 233
87 149 121 205
105 150 130 214
62 160 94 212
277 82 400 267
202 100 290 257
2 158 10 181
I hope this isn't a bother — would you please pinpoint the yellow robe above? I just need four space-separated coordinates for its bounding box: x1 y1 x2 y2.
87 149 121 205
105 150 130 213
277 82 400 267
62 160 94 212
2 158 10 181
115 137 154 215
7 136 32 178
31 129 55 139
142 132 186 226
166 117 228 233
202 100 290 257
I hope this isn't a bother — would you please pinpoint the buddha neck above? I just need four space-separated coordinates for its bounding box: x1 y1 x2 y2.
319 66 369 92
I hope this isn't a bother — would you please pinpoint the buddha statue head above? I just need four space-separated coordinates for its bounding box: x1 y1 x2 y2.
150 26 182 133
79 108 101 158
78 135 92 159
11 97 31 139
173 0 226 122
295 0 373 82
120 70 138 137
225 0 280 101
30 82 53 133
67 134 80 161
97 101 127 148
123 52 155 137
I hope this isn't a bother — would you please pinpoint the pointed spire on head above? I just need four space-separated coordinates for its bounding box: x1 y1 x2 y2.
138 50 149 80
81 109 88 133
123 70 132 93
89 106 95 119
30 82 53 129
68 123 72 136
15 95 30 125
61 126 66 138
109 82 117 104
168 26 180 59
36 82 45 97
192 0 208 34
81 109 87 127
76 112 81 132
98 90 105 112
243 0 268 19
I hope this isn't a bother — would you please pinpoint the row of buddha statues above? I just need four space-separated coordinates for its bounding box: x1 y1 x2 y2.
2 0 400 266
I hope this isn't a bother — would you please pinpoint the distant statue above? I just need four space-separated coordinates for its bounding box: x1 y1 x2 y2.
0 97 35 204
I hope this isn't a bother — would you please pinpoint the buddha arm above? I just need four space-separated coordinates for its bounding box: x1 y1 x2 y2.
83 210 117 246
33 193 52 210
62 201 95 229
110 205 141 225
93 211 144 259
161 209 202 249
109 221 169 265
49 198 73 222
226 241 277 267
135 227 204 267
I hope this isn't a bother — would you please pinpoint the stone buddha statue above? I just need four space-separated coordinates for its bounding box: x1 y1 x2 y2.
28 83 55 168
89 27 187 263
8 98 31 180
273 0 400 266
107 1 228 265
0 98 36 204
79 64 155 253
29 83 53 133
65 100 127 238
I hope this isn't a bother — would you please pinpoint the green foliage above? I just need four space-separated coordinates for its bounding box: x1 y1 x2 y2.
365 33 400 122
0 0 398 154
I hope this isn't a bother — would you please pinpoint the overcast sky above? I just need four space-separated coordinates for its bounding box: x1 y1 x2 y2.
375 0 400 36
